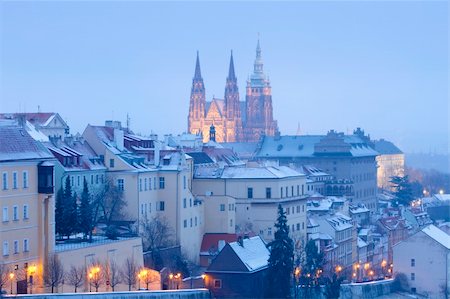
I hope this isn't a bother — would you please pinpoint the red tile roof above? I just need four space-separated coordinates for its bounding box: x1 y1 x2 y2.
200 233 237 253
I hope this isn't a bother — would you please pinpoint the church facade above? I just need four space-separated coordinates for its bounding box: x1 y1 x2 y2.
187 40 278 143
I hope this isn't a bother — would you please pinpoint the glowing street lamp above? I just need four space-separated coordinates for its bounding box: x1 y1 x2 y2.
335 265 342 274
9 273 14 294
88 272 93 292
28 265 36 294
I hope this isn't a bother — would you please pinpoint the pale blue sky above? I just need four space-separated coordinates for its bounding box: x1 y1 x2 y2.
0 1 448 154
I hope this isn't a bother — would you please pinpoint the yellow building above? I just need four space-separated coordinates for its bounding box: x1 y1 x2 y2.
0 125 55 294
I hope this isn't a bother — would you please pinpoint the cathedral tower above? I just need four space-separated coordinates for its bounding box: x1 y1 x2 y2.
188 51 206 135
244 39 278 142
224 51 243 142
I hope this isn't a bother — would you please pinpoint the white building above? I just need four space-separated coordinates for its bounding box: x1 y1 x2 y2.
393 225 450 298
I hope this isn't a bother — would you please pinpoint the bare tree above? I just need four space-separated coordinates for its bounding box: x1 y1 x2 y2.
88 262 104 292
140 268 159 290
104 260 121 292
65 265 84 293
95 178 127 226
0 262 11 294
140 214 173 268
120 258 137 291
44 254 65 293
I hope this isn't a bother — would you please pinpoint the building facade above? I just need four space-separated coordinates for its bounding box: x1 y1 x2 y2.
0 125 55 294
188 40 278 143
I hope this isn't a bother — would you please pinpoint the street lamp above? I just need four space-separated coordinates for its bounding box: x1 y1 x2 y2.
9 272 14 294
88 272 93 292
28 265 36 294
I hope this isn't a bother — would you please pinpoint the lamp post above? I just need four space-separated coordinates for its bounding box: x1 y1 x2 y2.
88 272 93 292
9 272 14 294
169 273 174 290
28 265 36 294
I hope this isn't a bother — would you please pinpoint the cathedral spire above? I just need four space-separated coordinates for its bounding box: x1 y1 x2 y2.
228 50 236 80
194 51 202 79
253 38 264 76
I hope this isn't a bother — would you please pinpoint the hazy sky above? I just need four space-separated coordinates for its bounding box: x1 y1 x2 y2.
0 1 448 154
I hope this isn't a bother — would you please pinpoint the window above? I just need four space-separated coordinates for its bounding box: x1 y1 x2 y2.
189 198 192 207
302 222 305 230
183 176 186 189
23 205 29 219
190 218 193 227
3 241 8 256
214 279 222 288
13 240 18 254
296 206 300 213
23 239 29 252
90 175 93 185
23 171 28 188
411 259 415 267
140 204 145 215
117 179 124 191
110 159 115 168
139 179 143 192
153 178 156 189
297 223 300 231
247 187 253 199
286 207 290 215
302 205 305 212
268 227 272 236
149 178 152 190
302 185 304 195
159 177 165 189
183 220 187 228
220 204 225 211
297 185 299 196
144 178 148 191
13 206 18 221
13 172 18 189
2 172 7 190
96 174 99 184
291 186 294 197
266 187 271 199
77 175 81 187
230 219 233 227
183 198 187 208
195 217 198 226
281 187 283 198
157 201 165 211
2 207 8 222
410 273 415 281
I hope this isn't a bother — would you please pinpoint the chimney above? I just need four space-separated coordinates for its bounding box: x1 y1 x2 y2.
114 128 124 151
237 236 244 247
154 140 160 167
218 240 226 252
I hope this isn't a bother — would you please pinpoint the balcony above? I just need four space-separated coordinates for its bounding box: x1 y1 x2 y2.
38 162 54 194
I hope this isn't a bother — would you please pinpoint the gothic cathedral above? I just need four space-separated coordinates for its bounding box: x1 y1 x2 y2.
187 40 279 143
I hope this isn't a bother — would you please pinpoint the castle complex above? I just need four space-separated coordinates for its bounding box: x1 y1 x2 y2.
188 40 279 143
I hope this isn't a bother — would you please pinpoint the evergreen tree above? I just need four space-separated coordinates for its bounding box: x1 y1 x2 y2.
300 240 325 297
390 176 414 207
266 204 294 298
324 273 343 299
61 176 78 238
79 178 93 240
55 188 64 238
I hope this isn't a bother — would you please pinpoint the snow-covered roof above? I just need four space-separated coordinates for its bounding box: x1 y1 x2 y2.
421 225 450 250
229 236 269 272
221 166 303 179
256 134 378 158
326 213 353 231
357 237 368 248
433 194 450 202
